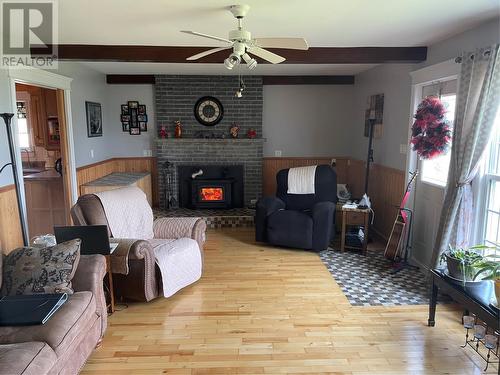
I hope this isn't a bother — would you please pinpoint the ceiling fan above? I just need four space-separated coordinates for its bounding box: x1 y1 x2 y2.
181 4 309 70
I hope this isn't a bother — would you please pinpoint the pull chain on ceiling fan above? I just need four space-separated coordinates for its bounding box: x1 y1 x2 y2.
181 4 309 70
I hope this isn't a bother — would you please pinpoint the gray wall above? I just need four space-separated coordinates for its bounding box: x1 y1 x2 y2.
106 84 155 158
56 63 155 167
263 85 354 157
348 17 500 171
55 63 114 167
350 64 413 170
419 17 500 69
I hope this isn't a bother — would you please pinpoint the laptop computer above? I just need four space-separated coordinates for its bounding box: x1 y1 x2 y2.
0 293 68 326
54 225 118 255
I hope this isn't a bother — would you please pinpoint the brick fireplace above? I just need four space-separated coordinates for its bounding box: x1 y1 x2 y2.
155 75 263 209
156 139 263 208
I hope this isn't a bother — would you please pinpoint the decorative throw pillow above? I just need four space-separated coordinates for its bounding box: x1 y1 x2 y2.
1 239 81 296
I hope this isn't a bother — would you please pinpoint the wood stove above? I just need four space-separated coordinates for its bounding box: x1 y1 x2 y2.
191 179 233 209
178 165 244 209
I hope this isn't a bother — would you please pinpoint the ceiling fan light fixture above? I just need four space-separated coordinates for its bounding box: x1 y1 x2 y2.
224 53 241 70
182 4 306 69
242 53 257 70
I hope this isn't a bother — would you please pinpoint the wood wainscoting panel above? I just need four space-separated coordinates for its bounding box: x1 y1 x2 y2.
0 185 23 253
369 163 406 240
76 157 158 207
76 159 116 193
346 159 366 200
345 159 406 240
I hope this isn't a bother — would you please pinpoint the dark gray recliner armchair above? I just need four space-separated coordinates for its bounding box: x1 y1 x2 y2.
255 165 337 251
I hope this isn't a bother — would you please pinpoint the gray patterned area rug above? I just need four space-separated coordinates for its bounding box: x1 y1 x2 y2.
319 249 438 306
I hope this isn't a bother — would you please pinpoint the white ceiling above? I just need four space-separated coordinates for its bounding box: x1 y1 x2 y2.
57 0 499 75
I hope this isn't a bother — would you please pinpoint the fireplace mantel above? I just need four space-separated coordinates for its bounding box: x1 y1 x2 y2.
156 138 266 144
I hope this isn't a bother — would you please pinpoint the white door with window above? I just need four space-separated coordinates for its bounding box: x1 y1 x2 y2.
411 80 457 267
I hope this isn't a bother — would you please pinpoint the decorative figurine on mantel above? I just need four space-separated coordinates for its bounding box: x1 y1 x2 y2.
230 123 240 138
246 128 257 139
174 120 182 138
159 125 167 139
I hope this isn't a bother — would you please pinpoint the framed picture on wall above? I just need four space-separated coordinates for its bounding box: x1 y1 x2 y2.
129 127 141 135
127 101 139 109
139 121 147 131
121 104 129 115
85 101 102 137
138 104 146 114
122 122 130 132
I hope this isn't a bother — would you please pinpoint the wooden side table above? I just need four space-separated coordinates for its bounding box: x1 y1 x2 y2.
104 255 115 314
340 206 370 255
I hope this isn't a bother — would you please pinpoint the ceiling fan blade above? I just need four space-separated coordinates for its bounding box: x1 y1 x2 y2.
253 37 309 50
247 46 286 64
180 30 231 44
186 46 232 61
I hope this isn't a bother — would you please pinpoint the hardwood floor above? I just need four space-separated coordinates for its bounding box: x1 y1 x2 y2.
82 229 497 374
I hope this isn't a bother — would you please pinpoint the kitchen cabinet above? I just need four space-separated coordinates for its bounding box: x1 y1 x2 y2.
24 170 66 237
42 88 60 150
17 84 60 150
44 88 58 117
30 91 47 147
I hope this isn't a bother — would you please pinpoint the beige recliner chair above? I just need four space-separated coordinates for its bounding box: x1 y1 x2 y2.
71 193 206 302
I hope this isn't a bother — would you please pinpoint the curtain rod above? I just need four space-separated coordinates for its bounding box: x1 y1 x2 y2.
455 48 492 63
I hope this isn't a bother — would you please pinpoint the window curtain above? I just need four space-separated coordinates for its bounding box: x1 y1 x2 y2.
430 44 500 269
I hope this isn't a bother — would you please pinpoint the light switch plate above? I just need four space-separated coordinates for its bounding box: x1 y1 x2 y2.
274 150 282 157
400 144 408 154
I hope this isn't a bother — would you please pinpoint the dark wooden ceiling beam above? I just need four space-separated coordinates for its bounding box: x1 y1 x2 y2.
105 74 355 85
262 76 354 85
32 45 427 64
106 74 156 84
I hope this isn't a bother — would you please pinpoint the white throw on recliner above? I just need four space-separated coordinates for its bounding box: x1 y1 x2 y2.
95 187 203 297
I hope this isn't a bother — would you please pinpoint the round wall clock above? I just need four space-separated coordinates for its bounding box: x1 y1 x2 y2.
194 96 224 126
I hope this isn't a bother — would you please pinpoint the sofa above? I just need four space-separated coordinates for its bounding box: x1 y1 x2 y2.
255 164 337 251
0 254 107 375
71 192 206 302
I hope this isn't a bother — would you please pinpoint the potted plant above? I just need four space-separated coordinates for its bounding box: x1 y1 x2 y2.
440 245 486 282
474 254 500 302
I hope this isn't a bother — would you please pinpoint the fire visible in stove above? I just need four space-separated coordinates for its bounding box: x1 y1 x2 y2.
200 187 224 201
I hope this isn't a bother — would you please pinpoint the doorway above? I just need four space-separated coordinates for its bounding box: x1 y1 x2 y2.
410 79 457 267
8 68 77 244
14 82 71 238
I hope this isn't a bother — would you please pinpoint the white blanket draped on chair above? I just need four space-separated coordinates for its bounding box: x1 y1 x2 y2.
287 165 317 194
95 187 202 297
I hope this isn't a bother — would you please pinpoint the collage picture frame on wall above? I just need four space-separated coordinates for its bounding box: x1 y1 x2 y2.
121 101 148 135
